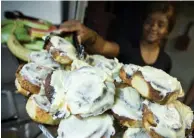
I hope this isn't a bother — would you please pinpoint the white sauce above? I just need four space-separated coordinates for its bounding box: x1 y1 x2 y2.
124 128 150 138
140 66 183 97
29 50 61 69
65 67 115 117
57 114 115 138
20 63 52 86
112 87 142 120
50 36 77 60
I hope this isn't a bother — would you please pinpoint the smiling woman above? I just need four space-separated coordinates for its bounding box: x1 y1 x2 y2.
60 2 176 73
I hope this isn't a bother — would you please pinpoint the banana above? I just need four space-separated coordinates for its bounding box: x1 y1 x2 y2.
1 21 31 43
21 19 50 30
24 40 44 51
7 34 33 62
1 19 14 26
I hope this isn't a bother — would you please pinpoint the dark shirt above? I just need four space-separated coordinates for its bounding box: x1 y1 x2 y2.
115 36 172 73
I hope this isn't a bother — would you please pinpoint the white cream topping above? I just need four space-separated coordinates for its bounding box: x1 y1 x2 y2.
173 101 194 137
112 87 142 120
71 59 91 71
29 50 61 69
49 70 71 119
143 100 188 138
20 63 52 86
86 55 123 80
50 36 77 60
140 66 183 97
65 66 115 117
123 64 141 77
57 114 115 138
124 128 150 138
32 94 51 112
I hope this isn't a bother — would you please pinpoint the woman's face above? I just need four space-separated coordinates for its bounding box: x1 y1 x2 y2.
143 12 169 44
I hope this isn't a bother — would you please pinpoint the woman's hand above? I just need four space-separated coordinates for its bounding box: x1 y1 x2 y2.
59 20 97 44
59 20 119 57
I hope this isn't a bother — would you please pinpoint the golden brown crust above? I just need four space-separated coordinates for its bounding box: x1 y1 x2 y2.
119 67 132 86
51 50 73 65
15 79 30 97
45 42 73 65
26 96 60 125
142 105 163 138
15 65 40 94
112 112 142 128
131 71 180 104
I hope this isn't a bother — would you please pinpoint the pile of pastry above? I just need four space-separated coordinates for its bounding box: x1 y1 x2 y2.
15 32 193 138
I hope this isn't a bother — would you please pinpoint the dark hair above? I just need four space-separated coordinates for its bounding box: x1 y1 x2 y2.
144 2 176 33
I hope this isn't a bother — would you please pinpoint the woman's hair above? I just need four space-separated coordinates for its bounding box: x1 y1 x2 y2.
144 2 176 33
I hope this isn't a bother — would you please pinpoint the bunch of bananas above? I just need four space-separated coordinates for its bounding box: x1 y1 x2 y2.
1 11 57 62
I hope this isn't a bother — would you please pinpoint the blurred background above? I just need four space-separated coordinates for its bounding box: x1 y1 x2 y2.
1 1 194 138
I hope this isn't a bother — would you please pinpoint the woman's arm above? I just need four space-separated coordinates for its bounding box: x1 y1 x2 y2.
59 20 120 57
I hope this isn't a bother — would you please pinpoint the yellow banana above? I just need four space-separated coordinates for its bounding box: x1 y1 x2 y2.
7 34 33 62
